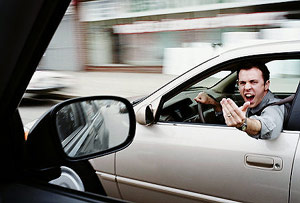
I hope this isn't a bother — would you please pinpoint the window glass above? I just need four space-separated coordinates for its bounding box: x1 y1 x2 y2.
190 71 231 89
266 59 300 93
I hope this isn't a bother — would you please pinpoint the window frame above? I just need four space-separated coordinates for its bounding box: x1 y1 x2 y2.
155 53 300 126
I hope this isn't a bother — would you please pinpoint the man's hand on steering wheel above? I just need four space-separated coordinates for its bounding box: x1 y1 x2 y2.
194 92 222 112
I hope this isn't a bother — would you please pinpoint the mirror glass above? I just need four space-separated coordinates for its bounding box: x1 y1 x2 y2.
55 99 130 158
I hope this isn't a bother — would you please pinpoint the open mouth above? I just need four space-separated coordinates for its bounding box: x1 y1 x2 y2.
245 94 255 103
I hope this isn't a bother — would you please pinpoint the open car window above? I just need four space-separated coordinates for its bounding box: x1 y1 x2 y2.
158 70 236 124
158 57 300 127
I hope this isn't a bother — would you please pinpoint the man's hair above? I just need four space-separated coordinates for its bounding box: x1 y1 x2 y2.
237 62 270 83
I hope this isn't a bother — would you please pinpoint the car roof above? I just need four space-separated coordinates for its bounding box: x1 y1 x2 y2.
219 40 300 59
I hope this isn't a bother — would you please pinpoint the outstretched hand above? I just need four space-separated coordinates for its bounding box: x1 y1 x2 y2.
220 98 250 127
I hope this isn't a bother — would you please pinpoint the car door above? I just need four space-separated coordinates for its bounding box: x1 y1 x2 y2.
114 57 300 203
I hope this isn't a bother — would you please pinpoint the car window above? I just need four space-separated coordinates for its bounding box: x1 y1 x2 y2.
158 70 235 124
158 57 300 125
80 101 98 121
267 59 300 93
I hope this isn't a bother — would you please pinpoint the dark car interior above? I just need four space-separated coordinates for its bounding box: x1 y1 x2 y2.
286 82 300 130
0 0 125 202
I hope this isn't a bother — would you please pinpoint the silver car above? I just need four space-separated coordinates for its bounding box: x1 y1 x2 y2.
89 40 300 203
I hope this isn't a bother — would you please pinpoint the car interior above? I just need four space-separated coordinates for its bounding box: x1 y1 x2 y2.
158 56 300 131
286 81 300 131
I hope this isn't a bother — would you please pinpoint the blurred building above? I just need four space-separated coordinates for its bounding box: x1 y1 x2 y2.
40 0 300 74
39 1 83 71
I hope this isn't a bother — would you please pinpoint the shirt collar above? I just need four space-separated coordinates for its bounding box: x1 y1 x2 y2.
248 90 279 115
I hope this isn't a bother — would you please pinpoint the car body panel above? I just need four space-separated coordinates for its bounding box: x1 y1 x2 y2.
89 154 122 198
115 125 298 202
290 136 300 203
95 171 122 199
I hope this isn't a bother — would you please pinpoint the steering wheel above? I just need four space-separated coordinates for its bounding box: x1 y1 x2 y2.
197 103 205 123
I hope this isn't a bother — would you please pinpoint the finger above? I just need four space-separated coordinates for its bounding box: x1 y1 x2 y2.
221 99 243 126
240 101 250 112
226 98 245 119
220 98 231 114
195 98 204 103
222 109 234 126
220 98 228 106
221 99 235 124
221 98 239 119
220 99 229 114
226 98 239 109
225 99 240 117
194 92 203 101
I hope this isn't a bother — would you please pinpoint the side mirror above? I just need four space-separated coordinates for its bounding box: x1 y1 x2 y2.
136 104 154 125
25 96 136 171
56 98 134 158
136 97 161 125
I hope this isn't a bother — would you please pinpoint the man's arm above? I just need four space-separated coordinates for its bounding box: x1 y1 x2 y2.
243 118 262 136
250 105 285 140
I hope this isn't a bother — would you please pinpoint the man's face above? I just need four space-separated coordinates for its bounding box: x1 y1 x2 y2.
238 67 270 108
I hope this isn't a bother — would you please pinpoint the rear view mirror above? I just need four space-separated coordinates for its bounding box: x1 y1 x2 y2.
56 99 131 158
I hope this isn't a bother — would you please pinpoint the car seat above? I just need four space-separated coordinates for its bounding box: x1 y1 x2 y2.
285 82 300 131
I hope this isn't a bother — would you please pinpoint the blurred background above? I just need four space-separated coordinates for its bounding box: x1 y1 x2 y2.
21 0 300 126
39 0 300 75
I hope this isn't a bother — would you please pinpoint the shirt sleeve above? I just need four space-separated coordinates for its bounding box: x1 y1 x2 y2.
250 105 285 140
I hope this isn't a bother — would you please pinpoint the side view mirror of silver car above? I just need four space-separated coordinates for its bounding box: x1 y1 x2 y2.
25 96 136 178
136 104 154 125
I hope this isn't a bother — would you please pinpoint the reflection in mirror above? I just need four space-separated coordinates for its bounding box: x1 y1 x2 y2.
56 99 130 158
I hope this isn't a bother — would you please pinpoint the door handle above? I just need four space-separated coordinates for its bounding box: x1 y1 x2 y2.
245 154 283 171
